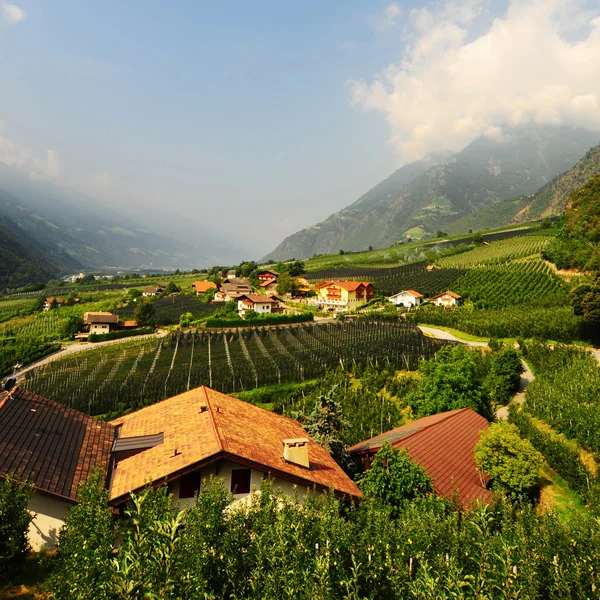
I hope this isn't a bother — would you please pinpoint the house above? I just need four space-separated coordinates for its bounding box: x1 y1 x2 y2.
389 290 423 308
0 387 114 550
256 269 279 286
237 293 281 318
192 281 217 295
430 290 462 307
262 279 279 294
316 281 374 311
43 297 64 311
348 408 492 507
221 278 253 301
142 285 164 297
0 385 360 548
109 386 361 510
84 311 120 335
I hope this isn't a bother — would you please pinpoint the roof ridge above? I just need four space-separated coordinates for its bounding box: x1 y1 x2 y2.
402 408 469 442
203 387 226 453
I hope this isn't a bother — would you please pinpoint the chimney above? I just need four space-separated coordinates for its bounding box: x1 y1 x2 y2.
282 438 310 468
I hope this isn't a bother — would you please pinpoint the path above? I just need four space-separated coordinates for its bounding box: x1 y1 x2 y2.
417 325 533 420
10 331 167 381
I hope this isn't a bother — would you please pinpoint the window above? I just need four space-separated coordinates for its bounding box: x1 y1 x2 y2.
230 468 251 494
179 471 201 499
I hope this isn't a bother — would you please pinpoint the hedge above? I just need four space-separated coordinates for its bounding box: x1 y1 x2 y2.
204 313 314 328
88 327 155 342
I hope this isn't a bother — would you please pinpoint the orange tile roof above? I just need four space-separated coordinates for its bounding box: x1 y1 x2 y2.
109 387 360 503
192 281 217 293
348 408 492 507
391 289 423 298
317 281 372 291
431 290 462 299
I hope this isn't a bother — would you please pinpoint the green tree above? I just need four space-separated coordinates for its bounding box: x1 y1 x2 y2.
484 348 524 406
357 442 433 514
51 469 114 599
0 475 33 575
179 312 193 328
129 288 143 300
436 231 448 238
276 272 299 296
134 300 156 327
288 260 306 277
474 422 543 499
61 315 84 340
164 281 181 295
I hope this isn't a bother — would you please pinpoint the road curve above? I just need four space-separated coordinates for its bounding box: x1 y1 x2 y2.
417 325 488 348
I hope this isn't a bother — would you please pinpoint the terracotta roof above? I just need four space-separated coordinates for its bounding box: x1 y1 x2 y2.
431 290 462 300
238 293 278 304
84 311 119 324
0 388 114 501
192 281 217 293
109 386 361 504
390 289 424 299
118 320 138 328
317 281 372 291
348 408 492 506
258 269 280 277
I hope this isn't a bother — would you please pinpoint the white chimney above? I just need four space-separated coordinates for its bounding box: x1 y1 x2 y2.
283 438 310 468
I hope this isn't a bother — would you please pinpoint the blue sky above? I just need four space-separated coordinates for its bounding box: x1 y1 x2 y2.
1 0 600 258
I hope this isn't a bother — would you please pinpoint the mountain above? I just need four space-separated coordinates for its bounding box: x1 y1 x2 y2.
0 164 247 270
447 143 600 235
264 125 599 261
0 214 66 290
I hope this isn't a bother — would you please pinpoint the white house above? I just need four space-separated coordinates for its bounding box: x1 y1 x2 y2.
84 311 120 335
389 289 424 308
237 293 281 317
430 290 462 307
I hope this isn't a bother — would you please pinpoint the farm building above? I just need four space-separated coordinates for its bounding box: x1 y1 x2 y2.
389 289 423 308
348 408 492 507
0 387 114 550
43 297 64 311
192 281 217 295
316 281 374 311
430 290 461 307
256 269 279 286
142 285 164 297
0 385 360 549
237 293 282 318
84 311 120 335
220 278 253 301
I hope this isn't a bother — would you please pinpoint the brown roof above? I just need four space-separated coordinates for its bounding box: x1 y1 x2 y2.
317 281 373 291
142 286 161 294
192 281 217 293
348 408 492 506
109 386 361 504
118 320 138 328
258 269 280 277
431 290 462 300
0 388 114 502
391 289 423 298
238 293 278 304
221 282 253 295
84 311 119 324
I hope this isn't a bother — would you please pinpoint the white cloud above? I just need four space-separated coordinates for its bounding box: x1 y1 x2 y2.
46 149 61 177
374 3 402 32
350 0 600 160
2 1 27 25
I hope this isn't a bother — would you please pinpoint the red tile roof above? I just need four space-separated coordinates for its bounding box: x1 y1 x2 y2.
0 388 114 501
348 408 492 506
109 386 360 504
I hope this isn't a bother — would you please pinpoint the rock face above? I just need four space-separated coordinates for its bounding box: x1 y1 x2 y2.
264 125 599 261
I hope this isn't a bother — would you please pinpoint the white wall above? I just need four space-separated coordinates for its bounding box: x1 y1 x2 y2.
28 492 71 550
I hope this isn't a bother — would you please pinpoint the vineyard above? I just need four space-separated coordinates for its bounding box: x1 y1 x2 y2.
22 320 448 416
118 295 217 325
451 259 569 308
304 262 467 297
435 234 554 267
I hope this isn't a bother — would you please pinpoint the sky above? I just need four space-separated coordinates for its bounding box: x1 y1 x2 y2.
1 0 600 258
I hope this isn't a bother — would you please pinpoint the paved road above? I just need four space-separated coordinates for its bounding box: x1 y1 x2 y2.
417 326 488 348
11 331 166 381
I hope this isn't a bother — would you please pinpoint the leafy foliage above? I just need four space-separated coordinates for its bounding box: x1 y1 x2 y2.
133 300 156 327
475 422 543 499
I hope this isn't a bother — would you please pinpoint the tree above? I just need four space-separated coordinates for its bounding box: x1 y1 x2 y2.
0 475 33 575
51 470 114 599
164 281 180 295
134 300 156 327
61 315 84 340
339 250 345 255
474 422 543 499
288 260 306 277
357 442 433 513
484 348 524 406
129 288 143 300
436 231 448 238
472 233 484 245
276 273 299 296
368 245 373 252
179 312 193 328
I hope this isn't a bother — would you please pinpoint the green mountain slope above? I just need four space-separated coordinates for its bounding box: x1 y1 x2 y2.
447 143 600 235
264 125 598 261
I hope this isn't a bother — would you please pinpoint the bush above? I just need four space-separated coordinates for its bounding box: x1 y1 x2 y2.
88 327 154 342
0 475 33 576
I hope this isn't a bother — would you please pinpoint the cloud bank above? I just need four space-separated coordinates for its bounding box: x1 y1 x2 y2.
350 0 600 161
2 1 27 24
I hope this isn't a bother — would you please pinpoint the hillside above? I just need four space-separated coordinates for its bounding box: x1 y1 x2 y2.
0 214 66 290
264 125 598 261
0 164 246 270
447 143 600 235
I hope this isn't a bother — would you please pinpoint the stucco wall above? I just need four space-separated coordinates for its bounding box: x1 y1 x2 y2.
28 492 71 550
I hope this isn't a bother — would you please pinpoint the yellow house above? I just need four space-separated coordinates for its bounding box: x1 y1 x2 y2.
316 281 375 311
